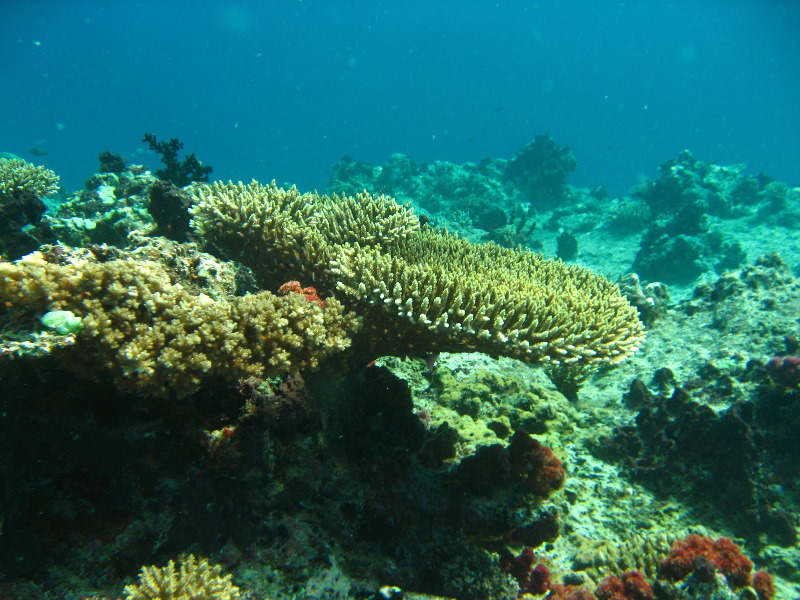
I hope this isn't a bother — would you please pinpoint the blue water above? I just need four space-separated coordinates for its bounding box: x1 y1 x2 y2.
1 0 798 195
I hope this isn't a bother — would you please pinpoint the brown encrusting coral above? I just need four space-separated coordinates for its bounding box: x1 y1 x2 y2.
0 250 360 397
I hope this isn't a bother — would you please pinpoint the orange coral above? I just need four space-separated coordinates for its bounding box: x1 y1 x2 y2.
278 280 325 307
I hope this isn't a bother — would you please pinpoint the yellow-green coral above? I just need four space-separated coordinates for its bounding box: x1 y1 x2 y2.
123 554 240 600
189 180 644 366
0 157 59 200
330 228 643 363
0 250 360 397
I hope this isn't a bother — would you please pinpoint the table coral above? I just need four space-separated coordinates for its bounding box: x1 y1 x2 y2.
189 179 645 367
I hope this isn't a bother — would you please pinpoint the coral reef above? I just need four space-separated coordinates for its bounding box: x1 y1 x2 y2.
3 146 800 600
616 273 669 327
628 150 774 284
570 532 677 583
124 555 240 600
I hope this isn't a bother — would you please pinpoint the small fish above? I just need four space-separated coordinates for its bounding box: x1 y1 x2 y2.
365 353 439 371
29 140 48 156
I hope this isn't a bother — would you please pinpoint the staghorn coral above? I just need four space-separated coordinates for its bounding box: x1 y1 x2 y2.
189 180 645 366
0 157 60 200
123 554 240 600
0 250 360 397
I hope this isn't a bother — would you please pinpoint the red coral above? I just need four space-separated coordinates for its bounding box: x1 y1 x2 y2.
595 571 653 600
499 548 551 595
278 280 325 307
508 430 566 497
753 570 776 600
765 355 800 387
710 536 753 588
658 534 713 581
659 534 753 588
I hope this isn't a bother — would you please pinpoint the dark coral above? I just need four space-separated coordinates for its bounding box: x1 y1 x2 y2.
631 150 743 220
632 226 706 285
98 151 127 174
148 179 192 241
628 150 762 283
142 133 212 187
0 185 48 259
454 430 565 499
335 365 427 471
455 441 512 493
595 369 800 545
505 133 577 209
556 230 578 261
306 366 563 597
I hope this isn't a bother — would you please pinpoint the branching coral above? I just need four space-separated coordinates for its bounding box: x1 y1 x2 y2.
189 180 644 366
123 554 240 600
0 157 60 200
0 250 360 397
